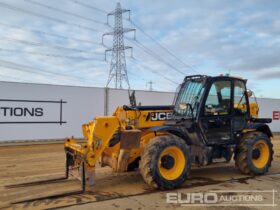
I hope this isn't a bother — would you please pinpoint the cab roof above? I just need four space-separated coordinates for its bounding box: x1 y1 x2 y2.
183 74 247 83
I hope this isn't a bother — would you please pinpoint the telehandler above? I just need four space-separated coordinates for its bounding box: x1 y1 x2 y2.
64 74 273 190
7 75 273 202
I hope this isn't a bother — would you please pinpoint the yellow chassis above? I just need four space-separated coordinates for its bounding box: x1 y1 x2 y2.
64 106 170 184
64 102 259 186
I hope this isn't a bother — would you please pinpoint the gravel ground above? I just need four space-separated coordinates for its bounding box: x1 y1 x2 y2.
0 136 279 210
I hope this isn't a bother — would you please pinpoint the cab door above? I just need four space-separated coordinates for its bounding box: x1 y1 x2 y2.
199 79 233 145
232 80 250 132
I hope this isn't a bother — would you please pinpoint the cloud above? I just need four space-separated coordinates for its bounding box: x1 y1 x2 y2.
0 0 279 97
255 70 280 80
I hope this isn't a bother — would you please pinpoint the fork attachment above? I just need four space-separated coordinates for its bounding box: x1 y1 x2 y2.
6 153 86 204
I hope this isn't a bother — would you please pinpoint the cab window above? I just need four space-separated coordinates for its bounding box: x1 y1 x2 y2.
234 81 248 115
205 81 232 116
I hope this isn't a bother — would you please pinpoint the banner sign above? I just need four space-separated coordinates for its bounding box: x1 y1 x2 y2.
0 99 67 125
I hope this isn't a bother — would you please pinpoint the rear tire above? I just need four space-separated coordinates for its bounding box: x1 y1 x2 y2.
139 135 190 190
235 131 273 175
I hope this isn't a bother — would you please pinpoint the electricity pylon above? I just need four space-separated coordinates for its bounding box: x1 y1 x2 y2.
102 2 136 89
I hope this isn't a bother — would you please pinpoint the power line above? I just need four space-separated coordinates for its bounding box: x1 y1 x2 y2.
98 6 192 75
0 65 84 84
0 47 103 61
129 19 198 73
0 22 101 45
71 0 107 14
0 2 99 32
0 59 85 82
0 37 104 55
0 2 183 88
0 72 30 83
126 37 186 76
24 0 106 25
106 19 182 86
129 58 179 85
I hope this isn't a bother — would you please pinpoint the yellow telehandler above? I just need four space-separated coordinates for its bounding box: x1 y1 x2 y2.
64 74 272 191
7 75 272 202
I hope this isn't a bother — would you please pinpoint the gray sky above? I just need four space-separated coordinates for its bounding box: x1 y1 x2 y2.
0 0 279 98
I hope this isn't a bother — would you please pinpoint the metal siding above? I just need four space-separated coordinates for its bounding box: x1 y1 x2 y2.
0 81 279 142
0 82 104 141
257 98 280 132
107 89 174 114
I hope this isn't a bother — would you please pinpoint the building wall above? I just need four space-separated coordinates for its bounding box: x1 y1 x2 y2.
0 82 104 141
107 89 175 114
0 81 279 141
257 98 280 132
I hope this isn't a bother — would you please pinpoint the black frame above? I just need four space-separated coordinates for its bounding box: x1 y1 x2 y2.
200 77 233 117
173 75 251 145
196 76 250 121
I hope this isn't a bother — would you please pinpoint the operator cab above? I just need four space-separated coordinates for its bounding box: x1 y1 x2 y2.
173 75 251 145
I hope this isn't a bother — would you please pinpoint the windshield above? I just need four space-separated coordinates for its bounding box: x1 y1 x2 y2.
172 84 182 104
174 77 205 118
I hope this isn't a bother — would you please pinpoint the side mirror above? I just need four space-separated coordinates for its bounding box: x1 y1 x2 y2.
179 102 194 118
246 90 253 98
179 102 188 111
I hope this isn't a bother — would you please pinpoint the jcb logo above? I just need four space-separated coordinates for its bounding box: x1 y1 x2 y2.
146 112 173 121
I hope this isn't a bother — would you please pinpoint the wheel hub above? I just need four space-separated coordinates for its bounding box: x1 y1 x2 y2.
161 155 175 169
252 148 261 159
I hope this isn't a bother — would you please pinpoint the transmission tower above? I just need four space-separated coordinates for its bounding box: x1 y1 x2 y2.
147 80 154 91
102 2 136 89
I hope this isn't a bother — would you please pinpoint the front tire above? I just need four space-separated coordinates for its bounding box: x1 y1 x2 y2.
139 135 190 190
235 131 273 175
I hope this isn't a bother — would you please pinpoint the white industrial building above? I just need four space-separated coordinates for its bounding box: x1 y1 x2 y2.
0 81 279 142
